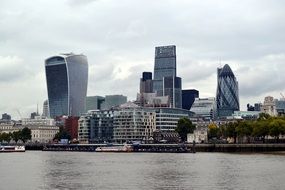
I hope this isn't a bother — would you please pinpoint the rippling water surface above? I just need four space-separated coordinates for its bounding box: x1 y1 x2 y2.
0 151 284 190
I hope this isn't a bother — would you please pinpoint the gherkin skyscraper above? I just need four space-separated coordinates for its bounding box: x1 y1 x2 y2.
216 64 239 118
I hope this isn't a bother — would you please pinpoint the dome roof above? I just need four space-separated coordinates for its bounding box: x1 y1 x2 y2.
220 64 234 77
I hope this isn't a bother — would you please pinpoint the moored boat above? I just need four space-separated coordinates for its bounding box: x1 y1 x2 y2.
95 144 133 152
0 145 25 153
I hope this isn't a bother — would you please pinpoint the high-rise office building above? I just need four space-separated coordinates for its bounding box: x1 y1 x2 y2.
190 97 217 121
85 96 105 112
101 95 127 110
140 72 153 93
45 53 88 118
42 100 49 118
163 76 182 108
1 113 11 121
153 45 182 108
182 89 199 110
276 98 285 116
216 64 239 118
254 103 262 111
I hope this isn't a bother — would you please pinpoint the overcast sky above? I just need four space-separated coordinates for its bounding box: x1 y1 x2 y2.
0 0 285 119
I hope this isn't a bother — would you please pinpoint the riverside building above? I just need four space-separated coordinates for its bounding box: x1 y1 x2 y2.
21 116 55 126
45 53 88 118
78 110 115 143
78 103 194 143
0 124 59 143
30 125 59 143
113 102 156 143
151 107 193 131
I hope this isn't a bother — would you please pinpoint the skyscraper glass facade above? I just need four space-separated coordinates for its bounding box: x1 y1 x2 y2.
45 53 88 118
163 76 182 108
190 97 217 120
153 45 176 96
101 95 127 110
140 72 153 93
153 45 182 108
182 89 199 110
85 96 105 112
216 64 239 118
42 99 49 118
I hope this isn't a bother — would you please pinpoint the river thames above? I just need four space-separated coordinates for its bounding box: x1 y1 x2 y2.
0 151 284 190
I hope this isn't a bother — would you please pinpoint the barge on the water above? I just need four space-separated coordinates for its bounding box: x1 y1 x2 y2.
0 145 25 153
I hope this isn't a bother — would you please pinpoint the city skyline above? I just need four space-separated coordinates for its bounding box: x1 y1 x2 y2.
0 0 285 118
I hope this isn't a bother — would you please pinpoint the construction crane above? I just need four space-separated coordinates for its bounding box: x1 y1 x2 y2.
280 93 285 100
16 109 22 119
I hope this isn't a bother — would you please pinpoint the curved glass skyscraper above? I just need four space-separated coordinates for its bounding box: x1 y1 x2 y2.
45 53 88 118
216 64 239 118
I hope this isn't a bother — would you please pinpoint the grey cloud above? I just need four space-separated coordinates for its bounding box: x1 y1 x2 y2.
238 54 285 97
0 0 285 118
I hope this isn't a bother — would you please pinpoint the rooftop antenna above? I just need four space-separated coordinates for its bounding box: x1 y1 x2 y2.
37 103 39 115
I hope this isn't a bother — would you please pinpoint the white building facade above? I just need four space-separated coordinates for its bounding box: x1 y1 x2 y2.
113 102 156 143
22 116 55 126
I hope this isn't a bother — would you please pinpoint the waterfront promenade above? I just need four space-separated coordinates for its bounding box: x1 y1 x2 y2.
31 143 285 152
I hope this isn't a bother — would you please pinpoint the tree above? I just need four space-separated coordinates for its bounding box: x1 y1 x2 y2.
1 132 12 143
208 123 219 139
236 121 253 143
218 125 227 139
175 118 196 142
268 119 285 143
12 131 21 143
225 122 238 143
20 127 31 143
54 126 71 141
252 120 269 143
258 113 271 120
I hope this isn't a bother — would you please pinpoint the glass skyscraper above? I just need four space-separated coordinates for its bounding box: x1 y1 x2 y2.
216 64 239 118
45 53 88 118
153 45 182 108
182 89 199 110
140 72 153 93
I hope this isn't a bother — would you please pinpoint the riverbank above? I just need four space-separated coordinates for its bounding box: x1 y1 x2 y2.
193 143 285 152
23 143 285 153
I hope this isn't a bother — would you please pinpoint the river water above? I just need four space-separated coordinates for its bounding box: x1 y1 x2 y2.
0 151 284 190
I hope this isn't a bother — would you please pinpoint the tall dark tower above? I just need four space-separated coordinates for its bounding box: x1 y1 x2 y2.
216 64 239 118
140 72 153 93
182 89 199 110
45 53 88 118
153 45 182 108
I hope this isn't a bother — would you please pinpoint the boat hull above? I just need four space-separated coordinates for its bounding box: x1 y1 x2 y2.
95 145 133 152
0 146 25 153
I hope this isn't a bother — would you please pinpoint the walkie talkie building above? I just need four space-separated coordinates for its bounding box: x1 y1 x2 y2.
45 53 88 118
216 64 239 118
